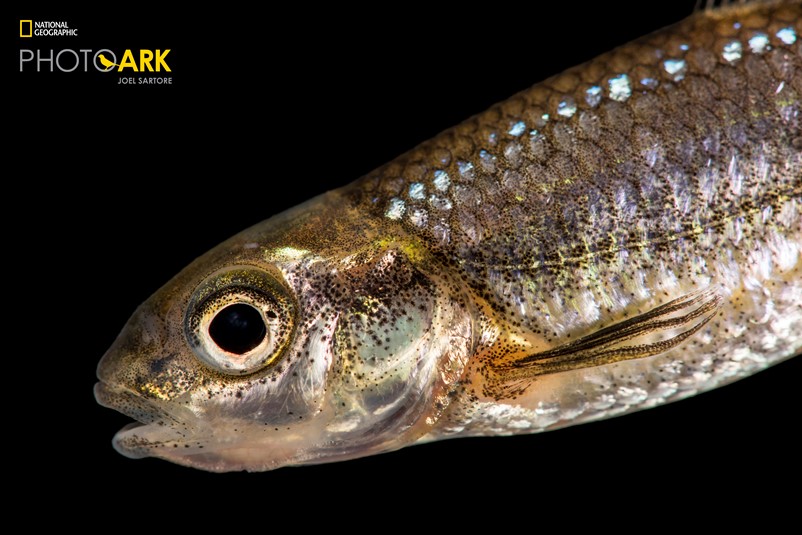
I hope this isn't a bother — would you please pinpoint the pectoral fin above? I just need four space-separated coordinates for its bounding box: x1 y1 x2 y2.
490 287 722 397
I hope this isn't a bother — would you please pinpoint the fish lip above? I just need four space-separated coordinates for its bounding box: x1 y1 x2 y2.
94 381 167 424
94 381 197 458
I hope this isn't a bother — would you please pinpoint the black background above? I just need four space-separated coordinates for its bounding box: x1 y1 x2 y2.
13 2 800 518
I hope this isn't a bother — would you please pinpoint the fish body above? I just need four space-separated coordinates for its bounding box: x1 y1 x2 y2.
96 1 801 471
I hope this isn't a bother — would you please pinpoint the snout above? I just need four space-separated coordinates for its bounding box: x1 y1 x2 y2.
97 304 168 385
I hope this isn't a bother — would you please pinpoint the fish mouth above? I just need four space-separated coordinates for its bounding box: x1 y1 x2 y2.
94 381 205 459
94 381 292 472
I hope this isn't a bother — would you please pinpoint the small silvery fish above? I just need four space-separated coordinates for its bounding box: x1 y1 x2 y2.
96 1 801 472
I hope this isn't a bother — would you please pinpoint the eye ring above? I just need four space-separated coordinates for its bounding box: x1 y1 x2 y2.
185 266 296 375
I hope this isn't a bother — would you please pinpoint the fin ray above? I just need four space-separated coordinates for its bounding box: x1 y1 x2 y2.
488 287 722 397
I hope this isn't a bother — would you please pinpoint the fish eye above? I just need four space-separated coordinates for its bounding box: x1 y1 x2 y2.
185 266 296 375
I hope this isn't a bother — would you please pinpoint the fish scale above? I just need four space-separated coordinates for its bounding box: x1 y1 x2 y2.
96 1 802 471
353 2 802 434
350 2 800 337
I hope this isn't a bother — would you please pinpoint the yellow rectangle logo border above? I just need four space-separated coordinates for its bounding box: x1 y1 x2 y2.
20 20 32 38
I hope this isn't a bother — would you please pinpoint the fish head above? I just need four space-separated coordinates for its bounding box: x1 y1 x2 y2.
95 193 474 471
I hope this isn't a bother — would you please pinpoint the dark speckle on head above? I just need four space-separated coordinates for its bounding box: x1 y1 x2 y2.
149 356 170 375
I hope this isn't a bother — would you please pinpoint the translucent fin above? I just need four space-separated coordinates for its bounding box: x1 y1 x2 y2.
488 287 722 398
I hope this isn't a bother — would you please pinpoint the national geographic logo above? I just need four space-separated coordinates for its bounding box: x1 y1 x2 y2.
18 19 173 85
20 20 78 37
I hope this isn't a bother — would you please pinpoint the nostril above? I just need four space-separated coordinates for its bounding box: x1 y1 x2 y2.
149 356 170 374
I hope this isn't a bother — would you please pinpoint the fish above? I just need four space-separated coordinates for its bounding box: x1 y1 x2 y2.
95 0 802 472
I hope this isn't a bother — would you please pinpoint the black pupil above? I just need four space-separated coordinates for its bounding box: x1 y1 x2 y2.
208 304 267 355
